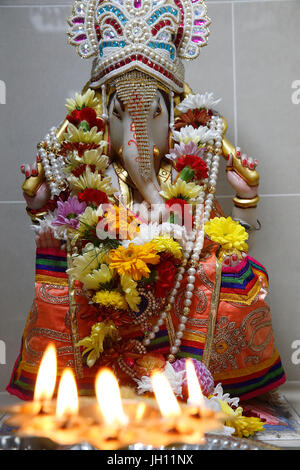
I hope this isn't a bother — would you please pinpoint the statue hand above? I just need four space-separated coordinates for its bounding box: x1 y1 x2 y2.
20 157 50 210
223 252 247 268
35 227 62 250
226 151 258 198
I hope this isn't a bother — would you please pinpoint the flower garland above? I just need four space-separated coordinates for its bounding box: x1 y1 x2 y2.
33 88 264 438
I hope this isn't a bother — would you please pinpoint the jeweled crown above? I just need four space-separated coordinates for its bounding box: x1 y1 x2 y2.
68 0 210 93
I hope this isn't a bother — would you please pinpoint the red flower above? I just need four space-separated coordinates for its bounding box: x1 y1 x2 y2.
78 188 109 206
165 198 194 229
67 107 104 132
154 260 176 297
61 142 100 158
176 154 208 180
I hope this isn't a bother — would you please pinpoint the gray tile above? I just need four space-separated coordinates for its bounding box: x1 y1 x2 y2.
0 203 36 392
185 1 236 198
0 6 91 201
248 195 300 382
234 1 300 195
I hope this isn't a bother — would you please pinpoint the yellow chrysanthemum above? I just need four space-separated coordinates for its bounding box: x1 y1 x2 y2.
220 401 265 438
65 89 99 113
103 205 140 241
109 243 160 281
64 149 109 176
92 290 128 310
82 264 113 290
68 166 116 195
204 216 248 253
152 236 183 260
160 179 202 201
77 206 101 237
77 321 117 368
121 274 141 313
64 122 103 144
67 245 108 282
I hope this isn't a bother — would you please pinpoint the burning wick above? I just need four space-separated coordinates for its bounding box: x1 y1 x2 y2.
56 368 79 427
95 368 128 428
151 371 181 419
34 343 57 413
186 359 205 413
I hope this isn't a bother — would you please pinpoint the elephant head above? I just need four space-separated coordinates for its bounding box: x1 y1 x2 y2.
108 71 170 207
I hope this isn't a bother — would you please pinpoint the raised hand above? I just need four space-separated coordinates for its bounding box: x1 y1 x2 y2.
20 156 50 210
35 227 62 250
226 149 258 199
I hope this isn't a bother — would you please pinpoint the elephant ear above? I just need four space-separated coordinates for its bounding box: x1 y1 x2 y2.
175 0 211 61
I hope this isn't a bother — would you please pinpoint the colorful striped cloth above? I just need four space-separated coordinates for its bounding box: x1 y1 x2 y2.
220 256 269 305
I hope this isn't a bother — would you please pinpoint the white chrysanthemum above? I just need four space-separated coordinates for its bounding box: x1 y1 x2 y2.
67 246 108 282
160 179 202 201
68 166 116 195
64 122 103 144
173 125 219 145
176 92 221 113
64 148 109 176
65 89 99 113
135 362 185 397
31 210 67 239
82 264 113 290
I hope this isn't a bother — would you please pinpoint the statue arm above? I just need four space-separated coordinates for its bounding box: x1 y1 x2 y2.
221 117 260 232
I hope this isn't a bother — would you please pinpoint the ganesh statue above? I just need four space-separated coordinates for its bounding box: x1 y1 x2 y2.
8 0 285 405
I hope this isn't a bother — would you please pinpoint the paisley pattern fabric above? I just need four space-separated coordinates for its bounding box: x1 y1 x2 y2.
7 239 285 402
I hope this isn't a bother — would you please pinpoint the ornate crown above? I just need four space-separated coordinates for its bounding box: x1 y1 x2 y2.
68 0 210 93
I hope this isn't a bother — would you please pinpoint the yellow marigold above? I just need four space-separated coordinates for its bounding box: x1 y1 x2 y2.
121 274 141 313
152 236 183 260
109 243 160 281
160 179 202 201
204 216 248 253
77 321 117 368
104 205 140 241
220 401 265 438
92 290 128 310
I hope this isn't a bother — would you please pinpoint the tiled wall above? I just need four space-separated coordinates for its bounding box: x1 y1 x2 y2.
0 0 299 391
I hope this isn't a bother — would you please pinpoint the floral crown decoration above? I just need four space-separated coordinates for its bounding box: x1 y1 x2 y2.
68 0 210 93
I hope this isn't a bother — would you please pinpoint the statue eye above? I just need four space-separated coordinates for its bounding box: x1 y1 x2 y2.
153 101 162 118
112 104 122 120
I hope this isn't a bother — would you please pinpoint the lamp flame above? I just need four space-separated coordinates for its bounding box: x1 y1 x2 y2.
151 371 181 418
56 368 79 418
95 368 128 427
34 343 57 402
186 359 205 408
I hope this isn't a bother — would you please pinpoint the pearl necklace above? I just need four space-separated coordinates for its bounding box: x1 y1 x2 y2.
142 115 224 362
38 126 66 198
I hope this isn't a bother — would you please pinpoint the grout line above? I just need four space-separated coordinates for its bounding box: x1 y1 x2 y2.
1 194 300 204
231 2 238 148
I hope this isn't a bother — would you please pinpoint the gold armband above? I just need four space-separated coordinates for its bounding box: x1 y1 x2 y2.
26 207 48 222
233 195 260 209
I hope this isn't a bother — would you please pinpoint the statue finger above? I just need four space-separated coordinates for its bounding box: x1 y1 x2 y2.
20 164 25 175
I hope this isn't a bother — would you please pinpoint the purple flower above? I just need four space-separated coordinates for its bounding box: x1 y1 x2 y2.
52 196 87 229
165 142 206 162
172 358 214 396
